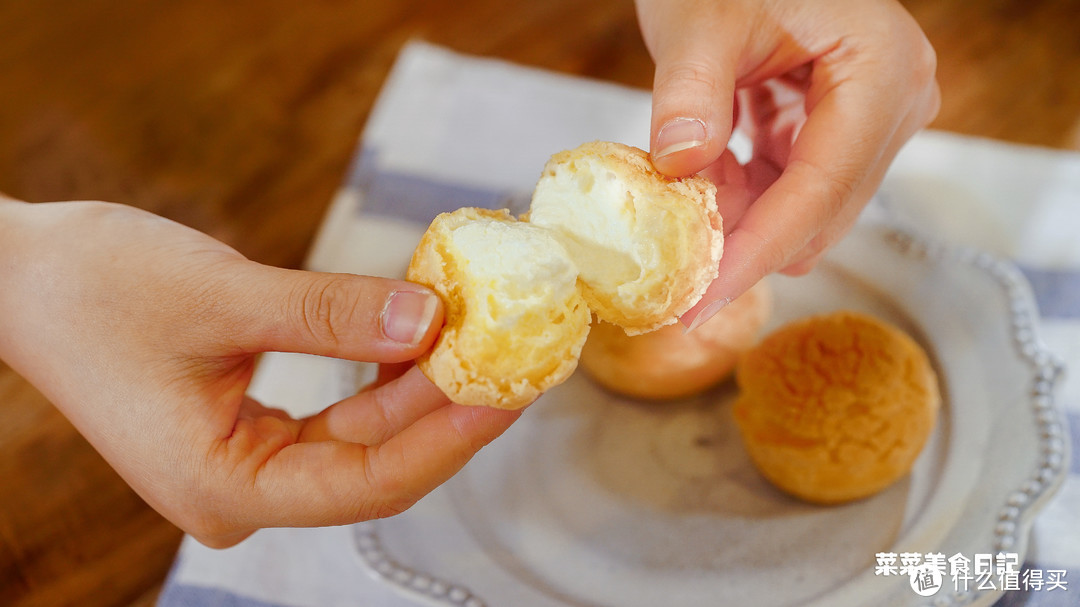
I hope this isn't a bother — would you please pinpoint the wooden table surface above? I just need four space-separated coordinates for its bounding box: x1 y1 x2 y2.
1 1 1078 605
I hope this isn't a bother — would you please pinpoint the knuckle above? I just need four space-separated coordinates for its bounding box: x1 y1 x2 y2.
886 16 939 102
783 241 830 276
912 39 938 87
924 81 943 125
780 260 817 277
802 230 835 259
788 158 856 219
176 510 235 545
739 225 796 278
365 494 418 521
759 239 796 278
364 390 398 446
290 274 359 347
175 454 262 545
905 36 939 105
354 447 422 521
655 59 725 98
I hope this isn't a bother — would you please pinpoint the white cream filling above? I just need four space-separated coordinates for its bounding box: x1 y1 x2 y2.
449 219 579 331
528 157 655 292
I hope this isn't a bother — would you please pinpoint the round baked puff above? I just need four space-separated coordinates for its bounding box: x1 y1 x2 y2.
406 208 591 410
579 278 772 400
733 311 941 504
528 141 723 335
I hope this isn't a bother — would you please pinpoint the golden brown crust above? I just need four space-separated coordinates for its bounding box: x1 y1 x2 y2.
733 310 941 504
579 279 772 400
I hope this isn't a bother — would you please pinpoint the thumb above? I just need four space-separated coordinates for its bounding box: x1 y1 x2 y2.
646 28 741 177
228 264 443 362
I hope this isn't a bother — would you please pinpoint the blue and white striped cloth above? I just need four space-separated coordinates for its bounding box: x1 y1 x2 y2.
159 43 1079 607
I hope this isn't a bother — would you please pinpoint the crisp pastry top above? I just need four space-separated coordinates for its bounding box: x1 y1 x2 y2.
733 310 941 503
406 141 723 409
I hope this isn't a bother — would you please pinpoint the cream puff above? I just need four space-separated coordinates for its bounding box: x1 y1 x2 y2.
579 278 771 400
406 141 723 409
733 310 941 504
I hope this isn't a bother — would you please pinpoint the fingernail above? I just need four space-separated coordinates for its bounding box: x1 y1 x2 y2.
381 290 439 346
683 298 731 334
654 117 707 160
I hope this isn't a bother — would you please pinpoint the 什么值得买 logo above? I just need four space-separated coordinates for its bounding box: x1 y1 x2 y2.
874 551 1068 596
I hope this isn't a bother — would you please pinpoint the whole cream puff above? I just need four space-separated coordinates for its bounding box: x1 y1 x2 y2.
579 279 772 400
733 310 941 504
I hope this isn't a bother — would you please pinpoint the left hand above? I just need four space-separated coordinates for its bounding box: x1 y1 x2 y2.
0 198 519 548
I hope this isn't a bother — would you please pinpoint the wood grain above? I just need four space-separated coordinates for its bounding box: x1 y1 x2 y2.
0 1 1077 605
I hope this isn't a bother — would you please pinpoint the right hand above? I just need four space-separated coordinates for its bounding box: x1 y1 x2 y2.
635 0 940 328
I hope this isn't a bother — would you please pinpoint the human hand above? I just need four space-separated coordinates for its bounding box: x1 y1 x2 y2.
0 198 519 548
635 0 940 328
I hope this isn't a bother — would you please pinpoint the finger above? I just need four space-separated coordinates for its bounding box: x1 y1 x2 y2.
699 149 749 228
778 77 939 278
193 529 255 550
778 145 896 276
297 365 449 446
356 361 415 394
246 403 520 528
372 361 415 389
777 202 860 277
699 151 782 234
360 403 522 517
642 6 746 177
683 70 917 327
227 264 443 363
740 80 807 170
779 251 826 277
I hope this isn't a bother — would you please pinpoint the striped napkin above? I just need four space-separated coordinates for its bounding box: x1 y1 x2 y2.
158 42 1079 607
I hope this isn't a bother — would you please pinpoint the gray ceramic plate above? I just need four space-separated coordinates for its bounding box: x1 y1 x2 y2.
352 222 1068 607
